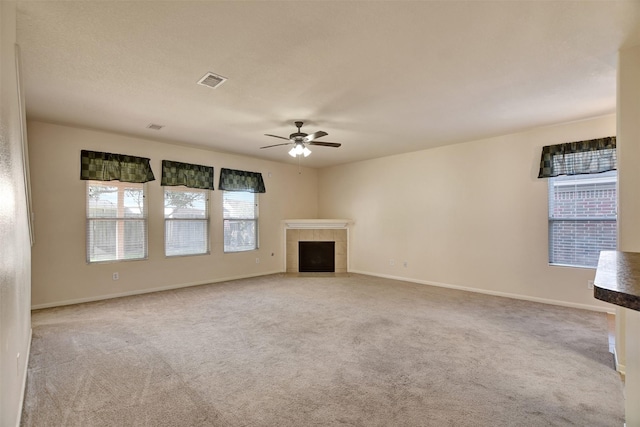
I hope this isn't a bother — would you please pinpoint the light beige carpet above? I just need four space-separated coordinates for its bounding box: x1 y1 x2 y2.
21 274 624 426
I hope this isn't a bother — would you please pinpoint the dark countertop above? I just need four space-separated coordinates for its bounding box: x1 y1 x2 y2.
594 251 640 311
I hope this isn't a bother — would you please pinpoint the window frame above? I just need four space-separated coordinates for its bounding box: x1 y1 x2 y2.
86 180 148 264
547 170 617 269
163 187 210 257
222 190 259 253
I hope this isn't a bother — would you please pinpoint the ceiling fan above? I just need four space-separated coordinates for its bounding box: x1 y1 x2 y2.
261 121 341 157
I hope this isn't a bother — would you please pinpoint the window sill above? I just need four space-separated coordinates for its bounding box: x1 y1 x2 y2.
165 252 210 259
87 257 148 265
549 262 596 270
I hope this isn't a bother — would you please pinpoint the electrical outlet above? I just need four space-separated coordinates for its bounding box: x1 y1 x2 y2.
271 252 274 256
256 258 260 264
389 259 395 266
587 280 594 290
112 272 119 281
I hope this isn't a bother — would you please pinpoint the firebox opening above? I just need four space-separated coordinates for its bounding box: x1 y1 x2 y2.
298 241 335 272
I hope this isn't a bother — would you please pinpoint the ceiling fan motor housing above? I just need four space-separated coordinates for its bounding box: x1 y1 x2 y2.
291 121 307 140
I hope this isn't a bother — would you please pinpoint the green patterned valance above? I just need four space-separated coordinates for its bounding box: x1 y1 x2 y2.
161 160 214 190
219 168 266 193
80 150 155 183
538 136 616 178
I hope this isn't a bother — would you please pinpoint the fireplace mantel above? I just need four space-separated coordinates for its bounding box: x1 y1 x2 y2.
283 219 352 229
282 219 352 273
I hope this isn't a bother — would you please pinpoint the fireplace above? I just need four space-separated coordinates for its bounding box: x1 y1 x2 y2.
299 241 335 272
283 219 352 274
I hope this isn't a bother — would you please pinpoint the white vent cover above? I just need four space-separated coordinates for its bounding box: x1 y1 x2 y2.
147 123 164 130
197 72 228 89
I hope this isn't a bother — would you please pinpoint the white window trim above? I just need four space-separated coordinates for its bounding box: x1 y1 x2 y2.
547 171 617 269
163 187 210 257
223 191 259 253
86 180 148 264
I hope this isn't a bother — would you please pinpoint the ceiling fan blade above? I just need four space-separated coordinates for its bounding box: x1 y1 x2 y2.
308 141 341 148
260 142 293 149
303 131 328 143
264 134 291 141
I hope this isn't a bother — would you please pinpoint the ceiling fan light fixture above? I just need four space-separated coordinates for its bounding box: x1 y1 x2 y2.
288 143 311 158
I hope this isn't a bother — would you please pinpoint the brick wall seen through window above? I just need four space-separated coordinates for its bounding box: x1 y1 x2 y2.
548 171 617 268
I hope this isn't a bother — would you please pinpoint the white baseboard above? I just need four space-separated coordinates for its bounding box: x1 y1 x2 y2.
350 269 615 314
32 268 614 314
614 348 626 376
16 328 32 427
31 271 282 310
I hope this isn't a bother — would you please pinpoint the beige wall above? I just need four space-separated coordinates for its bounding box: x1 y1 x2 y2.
1 2 32 426
28 121 318 308
318 115 617 311
617 43 640 426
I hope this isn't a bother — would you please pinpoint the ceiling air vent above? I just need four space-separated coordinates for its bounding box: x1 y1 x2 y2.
147 123 164 131
197 72 228 89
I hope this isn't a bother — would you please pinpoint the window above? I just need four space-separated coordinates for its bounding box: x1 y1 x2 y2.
223 191 258 252
164 187 209 256
86 180 147 263
548 171 617 268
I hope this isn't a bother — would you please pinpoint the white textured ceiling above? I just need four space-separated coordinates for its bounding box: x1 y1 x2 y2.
16 1 640 168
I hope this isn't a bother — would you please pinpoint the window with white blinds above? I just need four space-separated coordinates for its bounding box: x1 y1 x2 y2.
164 187 209 256
223 191 258 252
548 170 617 268
86 180 147 263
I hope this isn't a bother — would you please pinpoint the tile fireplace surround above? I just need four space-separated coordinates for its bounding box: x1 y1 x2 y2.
283 219 352 274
